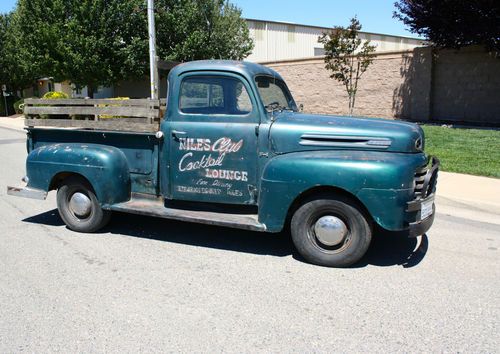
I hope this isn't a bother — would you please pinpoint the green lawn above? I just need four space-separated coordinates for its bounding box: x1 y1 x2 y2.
421 125 500 178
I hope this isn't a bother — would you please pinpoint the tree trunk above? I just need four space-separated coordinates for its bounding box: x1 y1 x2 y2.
87 85 94 99
348 94 354 116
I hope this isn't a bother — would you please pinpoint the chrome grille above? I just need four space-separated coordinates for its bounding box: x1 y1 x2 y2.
413 157 440 199
414 166 428 198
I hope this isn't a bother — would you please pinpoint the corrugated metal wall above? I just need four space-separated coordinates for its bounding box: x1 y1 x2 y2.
246 19 424 62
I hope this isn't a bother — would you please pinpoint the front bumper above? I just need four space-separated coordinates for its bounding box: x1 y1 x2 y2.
407 194 435 237
7 185 47 200
406 156 440 237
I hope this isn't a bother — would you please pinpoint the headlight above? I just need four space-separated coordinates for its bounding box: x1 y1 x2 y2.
415 137 423 151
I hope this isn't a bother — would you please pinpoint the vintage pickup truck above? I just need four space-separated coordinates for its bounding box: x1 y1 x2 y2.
8 60 439 267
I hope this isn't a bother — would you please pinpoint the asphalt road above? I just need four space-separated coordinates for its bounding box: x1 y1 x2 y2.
1 126 499 353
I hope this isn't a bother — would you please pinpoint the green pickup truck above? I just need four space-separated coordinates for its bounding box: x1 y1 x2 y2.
8 60 439 267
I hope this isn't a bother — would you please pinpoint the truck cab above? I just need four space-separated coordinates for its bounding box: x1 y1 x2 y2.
8 60 439 267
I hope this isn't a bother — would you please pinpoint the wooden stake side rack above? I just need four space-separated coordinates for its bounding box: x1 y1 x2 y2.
23 98 167 133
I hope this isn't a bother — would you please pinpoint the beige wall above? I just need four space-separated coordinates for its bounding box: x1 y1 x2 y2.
262 46 500 124
53 81 73 96
431 47 500 123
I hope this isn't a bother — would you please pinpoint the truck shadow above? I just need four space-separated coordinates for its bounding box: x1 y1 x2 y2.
23 209 428 268
353 228 428 268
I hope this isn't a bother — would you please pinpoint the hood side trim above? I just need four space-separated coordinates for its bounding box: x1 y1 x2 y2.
300 134 392 149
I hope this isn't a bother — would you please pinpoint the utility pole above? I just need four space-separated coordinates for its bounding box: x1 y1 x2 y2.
147 0 159 100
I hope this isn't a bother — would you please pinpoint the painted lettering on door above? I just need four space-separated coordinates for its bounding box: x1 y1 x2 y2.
176 137 248 198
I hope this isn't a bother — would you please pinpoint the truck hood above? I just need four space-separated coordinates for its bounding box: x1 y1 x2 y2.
269 112 424 154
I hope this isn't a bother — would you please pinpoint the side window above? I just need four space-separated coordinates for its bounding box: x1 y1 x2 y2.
235 82 252 113
180 76 253 115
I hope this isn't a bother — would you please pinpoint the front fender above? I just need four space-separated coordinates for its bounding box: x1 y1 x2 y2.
26 143 130 206
258 150 427 232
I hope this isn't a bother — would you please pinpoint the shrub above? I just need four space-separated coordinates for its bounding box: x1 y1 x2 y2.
42 91 69 99
14 98 24 114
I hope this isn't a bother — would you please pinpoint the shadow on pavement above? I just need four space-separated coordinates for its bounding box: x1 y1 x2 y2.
352 228 428 268
23 209 65 227
23 209 428 267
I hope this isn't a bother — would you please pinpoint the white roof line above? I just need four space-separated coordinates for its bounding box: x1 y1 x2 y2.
244 17 423 41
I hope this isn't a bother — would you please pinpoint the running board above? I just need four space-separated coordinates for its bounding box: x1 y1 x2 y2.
108 196 266 232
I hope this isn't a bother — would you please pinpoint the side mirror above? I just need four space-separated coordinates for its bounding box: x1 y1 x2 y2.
299 103 304 112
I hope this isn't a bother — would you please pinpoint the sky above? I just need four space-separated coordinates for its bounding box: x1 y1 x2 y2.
0 0 418 38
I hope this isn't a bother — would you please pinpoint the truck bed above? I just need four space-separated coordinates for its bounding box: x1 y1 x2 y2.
28 128 160 196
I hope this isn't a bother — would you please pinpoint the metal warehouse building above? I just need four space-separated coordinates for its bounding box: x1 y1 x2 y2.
245 18 424 62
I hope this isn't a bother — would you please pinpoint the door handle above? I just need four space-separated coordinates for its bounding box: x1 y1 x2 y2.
171 130 187 138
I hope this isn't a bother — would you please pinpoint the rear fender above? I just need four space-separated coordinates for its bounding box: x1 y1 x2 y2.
26 143 130 206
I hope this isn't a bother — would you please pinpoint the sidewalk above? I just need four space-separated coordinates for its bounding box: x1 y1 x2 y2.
435 172 500 225
1 116 499 223
0 116 25 131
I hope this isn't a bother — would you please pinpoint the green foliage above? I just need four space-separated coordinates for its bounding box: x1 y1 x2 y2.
13 98 25 114
422 125 500 178
0 13 10 88
0 12 34 92
155 0 253 61
42 91 70 99
394 0 500 52
318 17 376 115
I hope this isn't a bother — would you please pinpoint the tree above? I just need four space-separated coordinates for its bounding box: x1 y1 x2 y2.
394 0 500 52
0 12 34 93
0 13 11 88
12 0 253 97
13 0 149 97
318 17 376 116
155 0 253 61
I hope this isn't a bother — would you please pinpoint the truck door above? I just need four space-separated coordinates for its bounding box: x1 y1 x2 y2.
167 73 260 205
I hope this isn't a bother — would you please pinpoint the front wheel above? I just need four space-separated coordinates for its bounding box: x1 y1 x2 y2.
291 195 372 267
57 176 111 233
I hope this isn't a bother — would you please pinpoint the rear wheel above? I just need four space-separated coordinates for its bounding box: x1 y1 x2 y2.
291 195 372 267
56 176 111 232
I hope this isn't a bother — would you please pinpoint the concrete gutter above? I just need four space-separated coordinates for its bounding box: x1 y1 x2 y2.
1 116 498 224
436 172 500 225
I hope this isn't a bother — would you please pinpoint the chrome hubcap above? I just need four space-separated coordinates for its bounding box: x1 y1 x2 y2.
314 215 348 246
69 192 92 218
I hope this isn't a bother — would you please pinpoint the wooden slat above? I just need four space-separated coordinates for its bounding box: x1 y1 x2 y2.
24 106 158 118
24 98 163 106
98 117 150 123
25 119 159 133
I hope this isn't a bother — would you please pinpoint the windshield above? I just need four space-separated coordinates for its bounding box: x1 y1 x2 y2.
255 76 297 112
